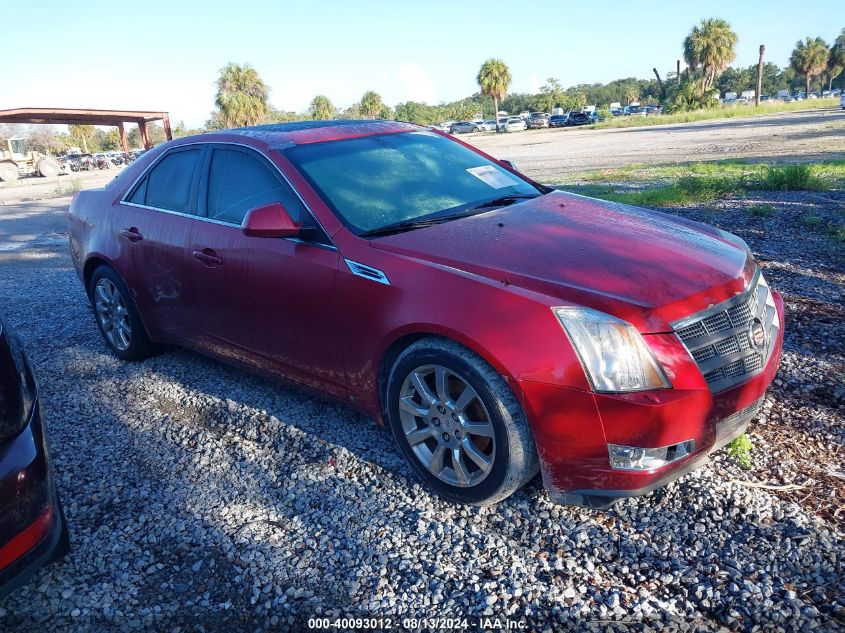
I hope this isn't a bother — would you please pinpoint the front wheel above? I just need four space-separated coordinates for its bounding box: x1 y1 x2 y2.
386 338 538 505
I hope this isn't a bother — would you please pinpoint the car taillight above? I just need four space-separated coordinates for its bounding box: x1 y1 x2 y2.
0 320 34 442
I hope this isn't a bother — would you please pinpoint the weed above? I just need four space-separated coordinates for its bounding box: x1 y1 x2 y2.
763 164 828 191
802 215 823 227
728 434 753 470
748 204 775 217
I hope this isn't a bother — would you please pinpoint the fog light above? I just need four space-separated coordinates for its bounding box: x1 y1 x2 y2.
608 440 695 470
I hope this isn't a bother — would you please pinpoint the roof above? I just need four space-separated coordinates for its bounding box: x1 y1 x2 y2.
0 108 170 126
209 119 421 146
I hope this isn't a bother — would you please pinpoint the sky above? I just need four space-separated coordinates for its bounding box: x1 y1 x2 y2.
2 0 842 127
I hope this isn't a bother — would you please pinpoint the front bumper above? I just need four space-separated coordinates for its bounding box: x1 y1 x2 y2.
520 292 785 507
0 399 67 600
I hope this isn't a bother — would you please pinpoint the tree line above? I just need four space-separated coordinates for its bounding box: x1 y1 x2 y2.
2 22 843 154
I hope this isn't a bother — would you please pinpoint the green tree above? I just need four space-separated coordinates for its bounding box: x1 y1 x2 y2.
360 91 385 119
665 79 720 112
309 95 335 120
829 29 845 91
683 18 739 95
538 77 563 112
68 124 98 153
477 58 512 132
215 62 270 128
623 87 639 104
790 37 830 95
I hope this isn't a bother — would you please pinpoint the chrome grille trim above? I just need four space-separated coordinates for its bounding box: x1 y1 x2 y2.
672 269 780 393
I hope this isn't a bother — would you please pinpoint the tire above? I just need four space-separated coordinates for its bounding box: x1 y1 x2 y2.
0 161 18 183
88 266 155 361
386 338 538 506
36 157 60 178
472 127 479 133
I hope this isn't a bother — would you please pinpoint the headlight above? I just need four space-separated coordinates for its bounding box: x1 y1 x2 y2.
553 307 670 393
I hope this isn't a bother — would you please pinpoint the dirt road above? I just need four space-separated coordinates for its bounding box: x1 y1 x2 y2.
466 108 845 181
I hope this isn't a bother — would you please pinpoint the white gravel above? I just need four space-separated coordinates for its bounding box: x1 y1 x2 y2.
0 191 842 631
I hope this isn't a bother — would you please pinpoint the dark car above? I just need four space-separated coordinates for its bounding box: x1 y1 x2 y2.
69 120 783 508
0 319 68 599
448 121 481 134
526 113 549 129
567 112 592 126
548 114 568 128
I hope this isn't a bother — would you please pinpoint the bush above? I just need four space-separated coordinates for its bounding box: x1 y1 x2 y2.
763 164 828 191
664 79 720 113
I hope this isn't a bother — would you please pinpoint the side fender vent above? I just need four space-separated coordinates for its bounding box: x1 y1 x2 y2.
345 259 390 285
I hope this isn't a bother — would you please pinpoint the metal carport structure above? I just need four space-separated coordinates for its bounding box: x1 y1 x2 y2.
0 108 172 153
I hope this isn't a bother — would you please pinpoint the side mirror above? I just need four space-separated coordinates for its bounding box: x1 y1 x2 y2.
242 203 300 238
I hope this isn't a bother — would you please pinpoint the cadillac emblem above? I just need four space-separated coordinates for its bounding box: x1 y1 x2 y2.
749 317 766 349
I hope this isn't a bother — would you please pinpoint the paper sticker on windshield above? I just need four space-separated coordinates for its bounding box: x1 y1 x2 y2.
466 166 519 189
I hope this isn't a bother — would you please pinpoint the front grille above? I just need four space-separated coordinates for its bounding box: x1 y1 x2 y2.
673 270 780 393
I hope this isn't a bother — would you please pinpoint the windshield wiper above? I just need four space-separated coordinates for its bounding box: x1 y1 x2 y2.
359 194 542 238
469 193 541 210
359 219 443 237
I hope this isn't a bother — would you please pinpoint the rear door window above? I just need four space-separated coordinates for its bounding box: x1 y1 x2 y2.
128 148 201 214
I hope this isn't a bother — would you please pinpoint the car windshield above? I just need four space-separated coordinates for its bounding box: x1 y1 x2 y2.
285 131 540 234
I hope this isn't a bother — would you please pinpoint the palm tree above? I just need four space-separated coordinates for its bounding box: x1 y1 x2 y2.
829 29 845 91
309 95 335 120
477 59 511 132
790 37 830 96
683 19 739 95
360 91 385 119
215 63 270 128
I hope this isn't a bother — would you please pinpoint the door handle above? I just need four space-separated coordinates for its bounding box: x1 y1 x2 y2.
120 227 143 242
192 249 223 267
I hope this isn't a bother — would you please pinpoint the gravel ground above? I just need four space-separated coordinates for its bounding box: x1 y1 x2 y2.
0 189 843 632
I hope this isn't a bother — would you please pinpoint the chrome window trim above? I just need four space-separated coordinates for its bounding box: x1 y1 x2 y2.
119 140 336 249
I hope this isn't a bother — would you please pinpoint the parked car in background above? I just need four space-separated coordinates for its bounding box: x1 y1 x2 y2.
69 119 784 508
501 117 526 132
527 113 550 129
566 112 592 126
841 93 845 109
479 120 498 132
548 114 569 128
0 318 68 599
588 111 605 124
449 121 481 134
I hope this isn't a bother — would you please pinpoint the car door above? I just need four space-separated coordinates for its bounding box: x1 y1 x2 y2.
186 143 345 397
116 146 203 343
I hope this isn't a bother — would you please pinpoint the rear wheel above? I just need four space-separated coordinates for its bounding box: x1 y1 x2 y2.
0 161 18 183
89 266 155 361
386 338 538 505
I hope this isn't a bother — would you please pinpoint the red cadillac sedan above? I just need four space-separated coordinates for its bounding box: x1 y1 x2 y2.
68 120 783 507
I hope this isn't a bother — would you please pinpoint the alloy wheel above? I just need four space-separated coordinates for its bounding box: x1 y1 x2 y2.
398 364 496 487
94 278 132 351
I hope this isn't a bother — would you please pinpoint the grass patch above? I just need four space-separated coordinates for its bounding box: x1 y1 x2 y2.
591 98 841 130
728 434 754 470
748 204 775 217
763 164 828 191
556 159 845 207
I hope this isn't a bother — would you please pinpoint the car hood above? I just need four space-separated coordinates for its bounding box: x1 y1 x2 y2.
370 191 754 332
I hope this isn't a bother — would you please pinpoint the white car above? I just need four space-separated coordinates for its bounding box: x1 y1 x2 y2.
501 116 526 132
841 93 845 109
479 120 498 132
